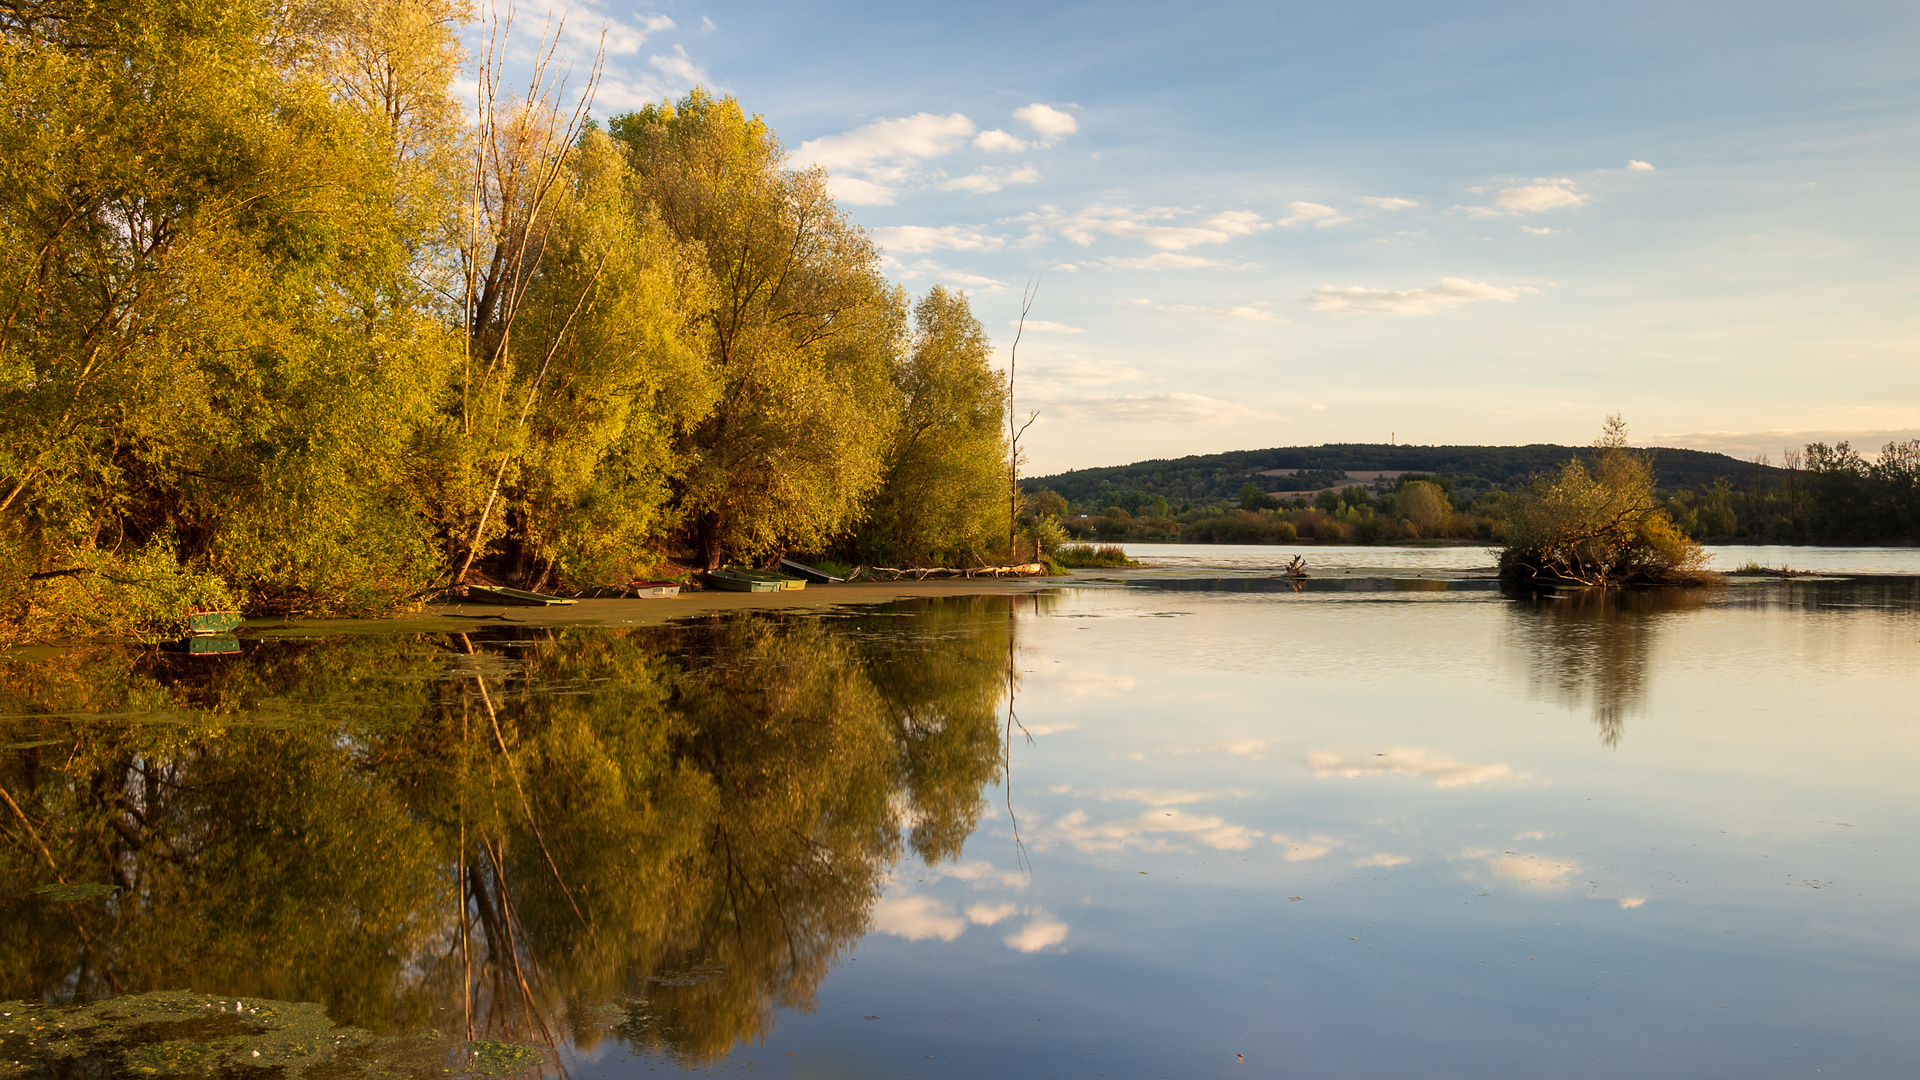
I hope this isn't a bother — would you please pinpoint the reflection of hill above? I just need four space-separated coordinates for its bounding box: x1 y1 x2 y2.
0 597 1012 1063
1502 586 1717 746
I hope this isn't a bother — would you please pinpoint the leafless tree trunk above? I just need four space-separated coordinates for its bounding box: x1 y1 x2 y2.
1007 282 1038 563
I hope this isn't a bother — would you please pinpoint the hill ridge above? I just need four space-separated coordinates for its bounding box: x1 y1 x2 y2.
1025 442 1778 506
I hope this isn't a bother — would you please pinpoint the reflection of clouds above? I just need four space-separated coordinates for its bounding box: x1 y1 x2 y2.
1004 914 1070 953
938 861 1029 890
1475 850 1581 888
1273 834 1340 861
1050 784 1222 804
1513 830 1549 841
1354 852 1410 867
1049 808 1263 851
1127 737 1277 761
967 902 1018 925
1032 667 1137 700
1305 748 1514 787
872 895 967 941
1617 897 1648 909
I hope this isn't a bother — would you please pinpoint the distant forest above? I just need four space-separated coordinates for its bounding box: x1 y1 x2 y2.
1026 443 1780 505
1025 441 1920 546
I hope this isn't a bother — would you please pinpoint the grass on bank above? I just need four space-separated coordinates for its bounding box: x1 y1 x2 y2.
1052 543 1139 568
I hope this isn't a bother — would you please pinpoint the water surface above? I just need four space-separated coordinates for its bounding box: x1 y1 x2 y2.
4 580 1918 1078
1120 542 1920 576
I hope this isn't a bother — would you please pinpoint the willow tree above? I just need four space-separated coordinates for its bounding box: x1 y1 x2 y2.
844 286 1009 566
474 130 717 590
611 90 903 568
0 0 460 633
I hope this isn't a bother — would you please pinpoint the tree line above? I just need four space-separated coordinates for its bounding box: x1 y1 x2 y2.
1052 438 1920 548
0 0 1013 640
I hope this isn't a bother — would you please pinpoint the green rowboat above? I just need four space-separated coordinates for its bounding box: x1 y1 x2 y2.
724 567 807 591
187 610 243 634
705 569 783 593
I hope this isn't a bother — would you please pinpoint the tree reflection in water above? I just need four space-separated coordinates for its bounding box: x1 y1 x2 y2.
1502 585 1716 747
0 596 1017 1065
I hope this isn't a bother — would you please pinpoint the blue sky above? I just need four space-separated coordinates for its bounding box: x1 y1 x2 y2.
489 0 1920 474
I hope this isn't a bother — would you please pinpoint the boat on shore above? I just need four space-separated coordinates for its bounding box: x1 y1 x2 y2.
462 585 577 606
723 567 807 591
628 580 682 598
705 569 784 593
780 558 844 584
187 610 243 634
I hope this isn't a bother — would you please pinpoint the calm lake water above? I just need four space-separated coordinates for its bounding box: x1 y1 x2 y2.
1119 542 1920 576
4 577 1919 1078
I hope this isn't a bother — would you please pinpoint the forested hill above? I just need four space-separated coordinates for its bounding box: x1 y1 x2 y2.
1026 443 1781 506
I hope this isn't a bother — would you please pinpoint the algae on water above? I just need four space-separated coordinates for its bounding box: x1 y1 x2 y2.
0 991 546 1079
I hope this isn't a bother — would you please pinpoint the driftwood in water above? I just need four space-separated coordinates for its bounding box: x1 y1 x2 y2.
848 563 1047 582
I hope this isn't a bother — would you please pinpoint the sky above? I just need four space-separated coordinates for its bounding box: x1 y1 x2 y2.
479 0 1920 475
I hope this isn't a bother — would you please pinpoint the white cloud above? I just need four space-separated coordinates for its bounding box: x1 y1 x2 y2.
883 256 1009 291
1020 722 1081 736
871 224 1005 253
1038 392 1275 424
647 44 705 85
1203 210 1271 235
1496 183 1587 212
1018 205 1243 251
1305 748 1515 787
940 164 1042 194
1359 196 1420 210
1098 253 1228 270
1004 914 1069 953
967 902 1019 926
798 112 976 172
1027 360 1144 387
1278 201 1349 227
1618 896 1648 908
1354 852 1411 867
1626 160 1656 171
1273 834 1340 861
974 129 1027 152
1306 277 1537 316
589 77 672 113
827 175 903 206
871 894 967 941
1048 807 1264 852
1310 403 1327 411
1138 299 1286 324
1013 103 1078 141
1466 178 1588 216
1521 226 1559 235
574 13 673 55
1016 319 1085 334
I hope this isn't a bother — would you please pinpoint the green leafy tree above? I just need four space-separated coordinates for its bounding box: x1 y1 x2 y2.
846 286 1009 565
1499 415 1710 585
1397 480 1452 534
610 90 903 568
